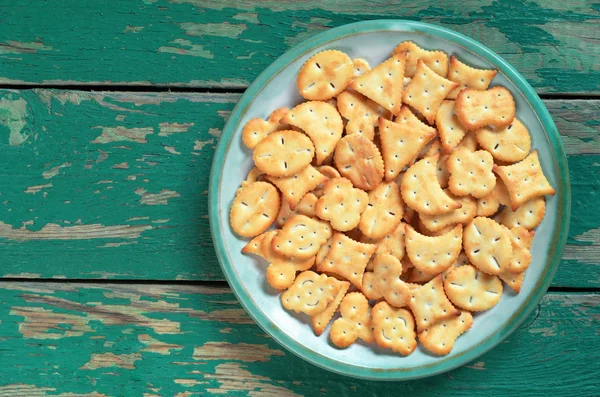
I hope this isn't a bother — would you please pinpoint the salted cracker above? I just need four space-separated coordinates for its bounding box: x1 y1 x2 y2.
297 50 353 101
281 270 341 316
330 292 374 347
506 226 534 273
244 167 265 184
312 281 350 336
361 221 406 261
230 181 280 237
312 165 340 197
359 181 403 239
242 107 290 149
315 177 369 232
253 130 314 177
266 165 328 209
334 134 384 191
362 254 411 308
352 58 370 77
260 231 316 290
419 310 473 356
272 214 332 259
281 101 343 164
436 100 469 152
393 41 448 77
444 264 503 311
337 90 391 141
276 193 318 227
498 268 525 294
350 52 406 116
476 179 510 217
372 301 417 356
447 55 498 99
420 193 476 232
456 87 515 130
447 148 496 198
463 217 513 275
406 224 463 274
315 236 332 267
493 150 555 210
476 118 531 163
409 275 460 332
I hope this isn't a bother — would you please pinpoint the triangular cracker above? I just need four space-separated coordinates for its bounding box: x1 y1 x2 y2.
337 90 391 141
312 280 350 336
393 41 449 77
436 100 468 152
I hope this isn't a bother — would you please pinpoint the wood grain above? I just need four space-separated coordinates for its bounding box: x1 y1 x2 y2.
0 90 597 286
0 1 598 93
0 282 597 396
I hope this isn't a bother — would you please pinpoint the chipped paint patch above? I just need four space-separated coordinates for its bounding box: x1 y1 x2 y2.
158 122 194 136
0 40 53 54
208 128 221 137
158 39 214 59
0 384 109 397
193 139 214 152
3 272 42 278
164 145 180 154
0 221 152 241
42 162 72 179
10 306 94 339
139 334 184 355
232 12 259 24
112 162 129 169
124 25 145 33
465 361 486 370
563 228 600 266
81 352 142 370
92 126 154 144
135 188 180 205
180 22 247 39
24 183 53 194
193 342 284 362
99 241 138 248
0 97 30 146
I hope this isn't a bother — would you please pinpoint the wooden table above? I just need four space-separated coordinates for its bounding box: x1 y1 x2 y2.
0 1 598 396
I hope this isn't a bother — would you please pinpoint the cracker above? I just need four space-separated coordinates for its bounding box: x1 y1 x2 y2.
276 193 318 227
352 58 370 77
241 231 268 258
330 292 374 347
361 221 406 261
281 270 341 316
444 264 503 311
379 115 436 181
496 196 545 230
506 226 533 273
419 310 473 356
447 55 498 99
455 87 516 130
350 52 406 116
417 221 455 237
409 275 460 332
510 225 535 249
337 90 391 141
312 281 350 336
498 268 525 294
493 150 555 210
315 236 333 267
419 193 476 232
359 181 403 239
272 214 332 259
394 105 437 140
242 107 290 149
245 167 265 184
441 251 471 280
447 148 496 198
253 130 315 177
297 50 353 101
313 165 341 197
463 217 513 275
401 154 461 215
261 231 316 290
266 165 328 209
476 179 510 217
281 101 343 164
393 41 449 77
317 232 377 288
457 130 478 152
334 134 384 191
402 60 459 125
315 177 369 231
476 118 531 163
372 301 417 356
406 224 463 274
230 181 280 237
362 254 411 308
436 100 469 152
405 266 437 284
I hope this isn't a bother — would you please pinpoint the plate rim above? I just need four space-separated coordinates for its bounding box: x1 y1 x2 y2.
208 19 571 381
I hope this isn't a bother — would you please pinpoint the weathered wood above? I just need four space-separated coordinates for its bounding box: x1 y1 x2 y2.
0 1 598 94
0 283 597 396
0 90 598 286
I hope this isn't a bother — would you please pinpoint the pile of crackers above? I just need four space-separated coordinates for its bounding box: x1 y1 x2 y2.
230 42 555 356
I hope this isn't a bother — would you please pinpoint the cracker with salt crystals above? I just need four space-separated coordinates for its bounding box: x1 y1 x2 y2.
242 107 290 149
361 221 406 261
463 217 513 275
493 150 555 210
230 181 280 237
476 179 511 217
447 55 498 99
406 224 463 274
372 301 417 356
444 264 503 311
359 181 403 239
334 134 384 191
436 100 469 152
352 58 370 77
297 50 353 101
281 101 343 165
409 275 460 332
379 115 436 181
420 193 477 232
350 52 406 116
266 165 328 209
456 87 516 130
337 90 391 141
393 41 449 77
276 193 318 227
447 148 496 198
272 214 332 259
362 254 411 307
253 130 315 177
281 270 340 316
317 232 377 288
496 196 545 229
312 281 350 336
506 226 533 273
402 60 459 124
330 292 374 347
401 154 461 215
476 118 531 163
315 177 369 232
419 310 473 356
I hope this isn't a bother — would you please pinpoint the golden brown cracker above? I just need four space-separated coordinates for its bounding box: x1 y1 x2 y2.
447 55 498 99
330 292 374 347
444 265 503 311
436 100 469 152
352 58 370 77
506 226 533 273
253 130 315 177
372 301 417 356
361 221 406 261
244 167 265 184
337 90 391 141
359 181 404 239
315 177 369 231
447 148 496 198
419 310 473 356
409 275 460 332
476 178 510 217
498 268 525 294
230 181 280 237
281 270 341 315
312 281 350 336
496 196 545 230
476 118 531 163
419 193 477 232
242 107 290 149
393 41 449 77
362 254 411 307
456 87 516 130
266 165 328 209
463 217 513 275
406 224 463 274
272 214 332 259
297 50 353 101
334 134 384 191
276 193 318 227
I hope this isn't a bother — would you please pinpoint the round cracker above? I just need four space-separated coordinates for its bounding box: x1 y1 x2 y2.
476 118 531 163
297 50 353 101
444 264 503 311
230 181 280 237
253 130 314 177
334 134 384 191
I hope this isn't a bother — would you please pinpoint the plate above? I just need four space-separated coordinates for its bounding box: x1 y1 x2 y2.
209 20 570 380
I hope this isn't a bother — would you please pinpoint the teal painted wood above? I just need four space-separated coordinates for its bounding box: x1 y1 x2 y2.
0 283 597 396
0 1 598 93
0 90 597 286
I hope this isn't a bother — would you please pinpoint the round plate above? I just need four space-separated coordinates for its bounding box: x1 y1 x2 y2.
209 20 570 380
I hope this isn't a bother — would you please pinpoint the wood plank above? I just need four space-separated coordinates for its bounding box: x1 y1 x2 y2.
0 282 597 396
0 1 598 94
0 90 598 286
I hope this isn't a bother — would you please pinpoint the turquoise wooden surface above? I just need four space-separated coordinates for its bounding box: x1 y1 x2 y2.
0 1 598 395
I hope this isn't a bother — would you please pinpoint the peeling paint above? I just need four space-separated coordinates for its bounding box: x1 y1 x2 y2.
135 188 180 205
10 306 94 339
123 25 145 33
164 145 180 154
24 183 53 194
112 162 129 169
232 12 259 24
0 221 152 241
0 97 30 146
158 39 214 59
81 352 141 370
42 162 72 179
139 334 184 355
193 342 284 362
179 22 247 39
193 139 214 151
92 126 154 144
0 40 53 54
158 122 194 136
208 128 221 137
0 384 109 397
